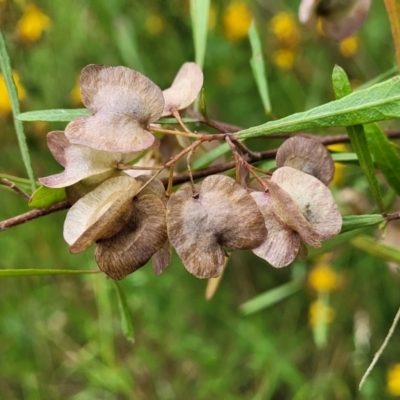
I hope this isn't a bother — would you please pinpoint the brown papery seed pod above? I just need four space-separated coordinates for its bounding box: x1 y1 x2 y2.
276 136 334 185
272 167 342 241
63 176 141 253
166 175 267 279
95 193 168 280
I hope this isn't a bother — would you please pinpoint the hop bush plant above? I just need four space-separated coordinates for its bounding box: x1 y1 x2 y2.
1 0 400 397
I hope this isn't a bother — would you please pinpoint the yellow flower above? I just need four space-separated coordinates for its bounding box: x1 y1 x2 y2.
309 300 335 327
16 4 51 43
308 262 340 293
208 5 217 30
339 36 359 57
69 79 82 106
328 143 347 187
387 364 400 396
272 48 295 70
145 14 165 35
0 71 26 115
223 2 252 42
270 12 299 47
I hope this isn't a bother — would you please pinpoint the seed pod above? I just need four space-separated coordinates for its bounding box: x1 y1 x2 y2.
166 175 267 278
63 176 141 253
95 193 168 280
276 136 334 185
162 62 204 117
65 65 164 152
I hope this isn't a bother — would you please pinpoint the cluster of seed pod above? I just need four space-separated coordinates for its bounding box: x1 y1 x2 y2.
40 64 342 280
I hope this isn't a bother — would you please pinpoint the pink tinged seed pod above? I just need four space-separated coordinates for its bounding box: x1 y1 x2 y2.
299 0 371 41
166 175 268 279
39 131 139 188
251 191 301 268
271 167 342 241
251 167 342 268
162 62 204 117
65 64 165 153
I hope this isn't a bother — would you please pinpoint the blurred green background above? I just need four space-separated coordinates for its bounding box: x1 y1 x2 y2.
1 0 400 399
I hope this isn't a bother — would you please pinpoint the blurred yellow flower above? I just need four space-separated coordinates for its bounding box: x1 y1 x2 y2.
69 80 82 106
309 300 335 327
270 12 299 47
16 4 51 43
272 48 295 70
339 36 358 57
208 5 217 30
223 2 252 42
308 263 340 293
387 364 400 396
145 14 165 35
0 71 26 115
328 143 347 187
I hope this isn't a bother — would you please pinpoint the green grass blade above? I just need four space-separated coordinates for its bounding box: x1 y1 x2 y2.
190 0 210 68
113 281 135 342
332 65 384 212
351 235 400 264
248 22 271 115
235 75 400 139
239 279 303 315
0 269 100 277
0 29 36 192
18 108 89 121
193 141 231 169
364 123 400 196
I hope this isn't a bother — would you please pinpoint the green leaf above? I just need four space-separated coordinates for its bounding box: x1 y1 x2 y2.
28 186 67 208
17 108 90 122
364 123 400 196
113 281 135 342
331 152 359 163
351 235 400 264
235 75 400 139
0 269 100 277
190 0 210 68
332 65 384 212
240 279 303 315
249 22 271 114
0 29 36 192
341 214 385 233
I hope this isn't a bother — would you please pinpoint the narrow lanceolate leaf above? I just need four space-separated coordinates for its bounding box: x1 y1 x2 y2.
0 29 36 192
364 123 400 196
18 109 90 122
340 215 385 233
239 279 303 315
0 269 100 277
332 65 384 213
28 186 67 209
190 0 210 68
235 75 400 140
113 281 135 342
351 235 400 264
248 22 271 115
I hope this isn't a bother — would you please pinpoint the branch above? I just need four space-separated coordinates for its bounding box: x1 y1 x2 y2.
2 130 400 232
0 200 70 232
